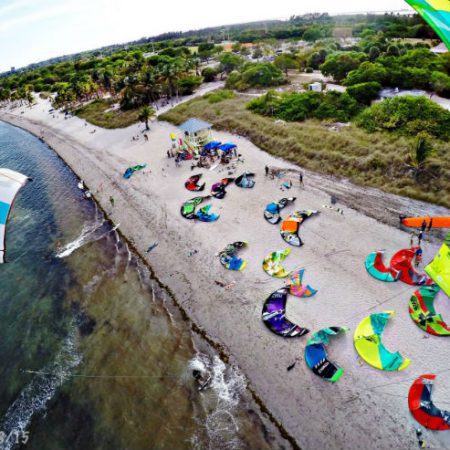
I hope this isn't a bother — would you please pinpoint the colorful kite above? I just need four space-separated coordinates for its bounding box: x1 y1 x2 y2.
264 197 296 225
408 374 450 430
280 210 318 247
425 232 450 297
262 249 292 278
262 287 309 337
180 196 219 222
354 311 411 371
409 284 450 336
400 215 450 229
211 178 234 199
365 251 400 282
219 241 248 271
235 172 255 188
0 169 31 263
195 204 219 222
123 164 146 179
404 0 450 50
185 174 205 192
390 247 430 286
285 269 317 297
305 326 349 382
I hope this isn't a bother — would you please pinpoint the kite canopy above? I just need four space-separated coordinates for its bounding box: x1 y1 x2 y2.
365 251 400 282
409 284 450 336
262 249 292 278
408 374 450 430
181 196 204 219
400 216 450 228
0 169 30 264
185 174 205 192
264 197 296 225
219 241 248 271
262 287 309 337
123 164 146 179
305 326 349 382
425 232 450 297
195 204 219 222
211 178 234 199
286 269 317 298
235 172 255 189
280 210 318 247
390 247 431 285
404 0 450 51
354 311 411 371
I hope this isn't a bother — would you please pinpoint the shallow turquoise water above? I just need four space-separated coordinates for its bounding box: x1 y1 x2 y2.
0 121 284 450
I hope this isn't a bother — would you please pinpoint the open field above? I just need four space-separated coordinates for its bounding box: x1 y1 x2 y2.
160 94 450 208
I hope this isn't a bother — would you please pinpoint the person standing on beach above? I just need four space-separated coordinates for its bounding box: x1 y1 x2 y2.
415 246 423 267
265 165 269 177
299 171 304 187
109 196 115 208
409 232 415 248
418 230 424 246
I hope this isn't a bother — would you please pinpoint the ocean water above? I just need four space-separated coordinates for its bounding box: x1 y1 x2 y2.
0 121 287 450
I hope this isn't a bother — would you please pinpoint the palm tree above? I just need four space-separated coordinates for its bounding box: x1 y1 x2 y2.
138 105 155 130
409 134 434 180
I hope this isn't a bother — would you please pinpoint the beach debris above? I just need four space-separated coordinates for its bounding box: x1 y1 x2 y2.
415 428 426 448
235 172 255 188
305 327 349 382
145 243 158 253
218 241 248 271
281 180 292 190
84 190 92 199
285 269 317 298
354 311 411 371
0 169 31 263
77 180 84 190
211 178 234 199
192 369 212 392
287 362 296 371
262 287 309 338
264 197 296 225
185 174 205 192
262 249 292 278
409 284 450 336
322 204 344 214
280 210 319 247
123 164 147 179
180 196 218 222
409 374 450 431
425 232 450 297
224 280 236 290
214 280 226 287
187 249 198 257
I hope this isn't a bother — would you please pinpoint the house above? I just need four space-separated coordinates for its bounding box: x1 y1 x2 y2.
178 118 213 152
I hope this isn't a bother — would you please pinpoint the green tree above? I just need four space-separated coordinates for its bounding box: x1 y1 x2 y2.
408 133 434 180
320 51 367 82
138 105 155 130
347 81 381 105
219 53 243 75
274 54 298 75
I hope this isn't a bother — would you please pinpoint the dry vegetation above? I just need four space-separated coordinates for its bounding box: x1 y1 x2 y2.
160 95 450 208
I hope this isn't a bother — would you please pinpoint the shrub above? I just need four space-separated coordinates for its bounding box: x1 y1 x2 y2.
204 89 235 103
178 75 202 95
347 81 381 105
201 67 217 82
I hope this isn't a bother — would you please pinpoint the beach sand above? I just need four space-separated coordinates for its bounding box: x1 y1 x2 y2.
1 97 450 450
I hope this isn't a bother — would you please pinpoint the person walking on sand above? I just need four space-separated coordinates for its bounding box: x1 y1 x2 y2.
299 171 304 187
409 232 415 248
144 134 148 142
418 230 424 246
109 196 115 208
265 165 269 177
415 246 423 267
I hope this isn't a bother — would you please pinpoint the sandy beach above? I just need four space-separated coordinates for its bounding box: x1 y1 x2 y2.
1 97 450 450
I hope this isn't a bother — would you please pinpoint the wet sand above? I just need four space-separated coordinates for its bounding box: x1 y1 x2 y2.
1 98 450 450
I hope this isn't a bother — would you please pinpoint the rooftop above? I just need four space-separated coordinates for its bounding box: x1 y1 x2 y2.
179 118 212 134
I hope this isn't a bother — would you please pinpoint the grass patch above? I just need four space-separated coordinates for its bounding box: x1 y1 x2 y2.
75 99 140 129
160 95 450 208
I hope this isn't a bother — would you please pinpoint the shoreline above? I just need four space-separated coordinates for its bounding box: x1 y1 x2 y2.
1 99 450 450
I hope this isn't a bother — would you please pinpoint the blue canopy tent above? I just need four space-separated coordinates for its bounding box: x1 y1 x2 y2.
203 141 221 150
218 143 237 153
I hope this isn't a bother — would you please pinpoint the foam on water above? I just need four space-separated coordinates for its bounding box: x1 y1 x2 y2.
0 326 81 450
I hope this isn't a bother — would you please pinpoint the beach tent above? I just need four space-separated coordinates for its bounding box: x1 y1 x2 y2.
409 374 450 430
264 197 296 225
285 269 317 298
123 164 146 179
425 232 450 297
365 251 400 282
409 284 450 336
262 249 292 278
203 141 221 150
354 311 411 371
218 143 237 153
305 327 348 382
211 178 234 199
218 241 248 271
185 174 205 192
390 247 431 285
0 169 31 263
262 287 309 338
404 0 450 51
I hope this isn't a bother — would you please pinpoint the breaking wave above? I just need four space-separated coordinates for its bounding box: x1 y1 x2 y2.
0 327 81 450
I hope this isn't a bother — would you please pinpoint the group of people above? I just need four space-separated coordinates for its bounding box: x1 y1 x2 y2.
264 165 304 188
410 220 431 267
